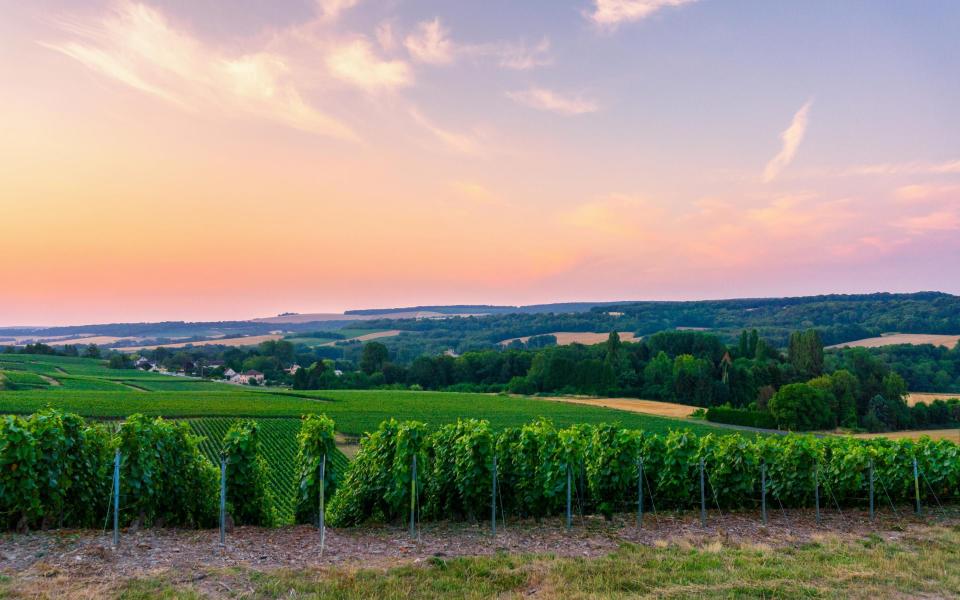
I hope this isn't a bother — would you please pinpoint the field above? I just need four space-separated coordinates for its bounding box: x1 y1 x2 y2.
119 334 284 351
545 396 697 418
500 331 639 346
285 329 400 347
854 428 960 442
908 391 960 406
827 333 960 349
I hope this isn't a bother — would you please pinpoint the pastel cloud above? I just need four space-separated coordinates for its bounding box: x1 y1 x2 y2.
404 18 454 65
326 39 412 91
587 0 700 28
763 100 813 183
43 2 357 140
409 108 489 156
507 87 599 115
316 0 362 21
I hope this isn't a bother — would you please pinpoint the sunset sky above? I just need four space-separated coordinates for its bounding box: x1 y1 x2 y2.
2 0 959 325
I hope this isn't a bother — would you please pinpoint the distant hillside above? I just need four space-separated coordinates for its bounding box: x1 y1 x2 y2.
344 302 621 316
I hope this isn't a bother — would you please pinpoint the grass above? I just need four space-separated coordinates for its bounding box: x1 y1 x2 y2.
7 526 959 598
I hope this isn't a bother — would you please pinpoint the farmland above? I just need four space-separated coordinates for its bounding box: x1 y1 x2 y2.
826 333 960 349
500 331 639 346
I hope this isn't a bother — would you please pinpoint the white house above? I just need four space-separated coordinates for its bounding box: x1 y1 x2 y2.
230 370 264 385
223 368 237 378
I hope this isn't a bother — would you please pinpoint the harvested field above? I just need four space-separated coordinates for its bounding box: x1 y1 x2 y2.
908 391 960 406
500 331 638 346
254 311 480 324
120 334 284 352
827 333 960 349
854 428 960 442
547 396 696 418
320 329 402 346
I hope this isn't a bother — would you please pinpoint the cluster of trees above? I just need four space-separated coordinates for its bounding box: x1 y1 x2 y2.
834 342 960 392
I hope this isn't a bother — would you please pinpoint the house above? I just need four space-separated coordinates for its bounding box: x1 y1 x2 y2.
231 370 265 385
285 364 301 375
134 357 154 369
223 367 237 379
333 369 343 377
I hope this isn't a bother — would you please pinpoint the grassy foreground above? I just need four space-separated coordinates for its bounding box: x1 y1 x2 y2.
4 525 958 599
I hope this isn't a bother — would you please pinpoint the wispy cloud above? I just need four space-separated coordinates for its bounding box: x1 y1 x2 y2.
326 38 412 91
43 2 358 141
763 100 813 183
404 18 454 65
586 0 699 28
467 38 552 70
506 87 599 115
839 159 960 177
450 181 505 206
409 108 488 156
315 0 361 22
899 210 960 233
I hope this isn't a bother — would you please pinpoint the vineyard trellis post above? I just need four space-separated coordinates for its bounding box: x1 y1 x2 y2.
319 453 326 553
409 454 418 539
699 457 706 527
219 457 226 547
491 454 497 536
869 460 875 521
112 449 120 547
566 464 572 531
913 458 921 516
637 457 643 529
814 464 821 525
761 460 767 525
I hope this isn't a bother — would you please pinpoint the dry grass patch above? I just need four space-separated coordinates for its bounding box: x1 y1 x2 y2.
827 333 960 349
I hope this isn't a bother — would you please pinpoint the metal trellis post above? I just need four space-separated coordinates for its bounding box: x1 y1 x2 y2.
410 454 417 539
219 458 226 547
814 464 821 525
913 458 921 516
319 453 326 550
112 450 120 547
491 455 497 536
637 458 644 529
699 457 706 527
566 464 572 530
869 460 875 521
761 461 767 525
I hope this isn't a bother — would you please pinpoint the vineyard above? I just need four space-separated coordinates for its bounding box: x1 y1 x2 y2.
187 418 348 523
3 408 959 534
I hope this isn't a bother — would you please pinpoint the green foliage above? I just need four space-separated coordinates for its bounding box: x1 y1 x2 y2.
769 383 834 431
586 425 639 518
221 420 275 527
293 414 339 525
117 414 218 528
0 415 40 528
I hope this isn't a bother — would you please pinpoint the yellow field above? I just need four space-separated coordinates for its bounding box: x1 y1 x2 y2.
827 333 960 349
545 396 696 418
907 392 960 406
500 331 638 346
320 329 402 346
121 334 283 351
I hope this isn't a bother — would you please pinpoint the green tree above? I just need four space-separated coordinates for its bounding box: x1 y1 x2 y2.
83 344 100 359
769 382 833 431
359 342 389 375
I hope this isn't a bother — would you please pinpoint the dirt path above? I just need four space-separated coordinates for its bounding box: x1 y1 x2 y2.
2 509 955 580
38 375 61 386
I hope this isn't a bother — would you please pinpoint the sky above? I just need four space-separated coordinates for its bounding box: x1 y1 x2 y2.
1 0 959 326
